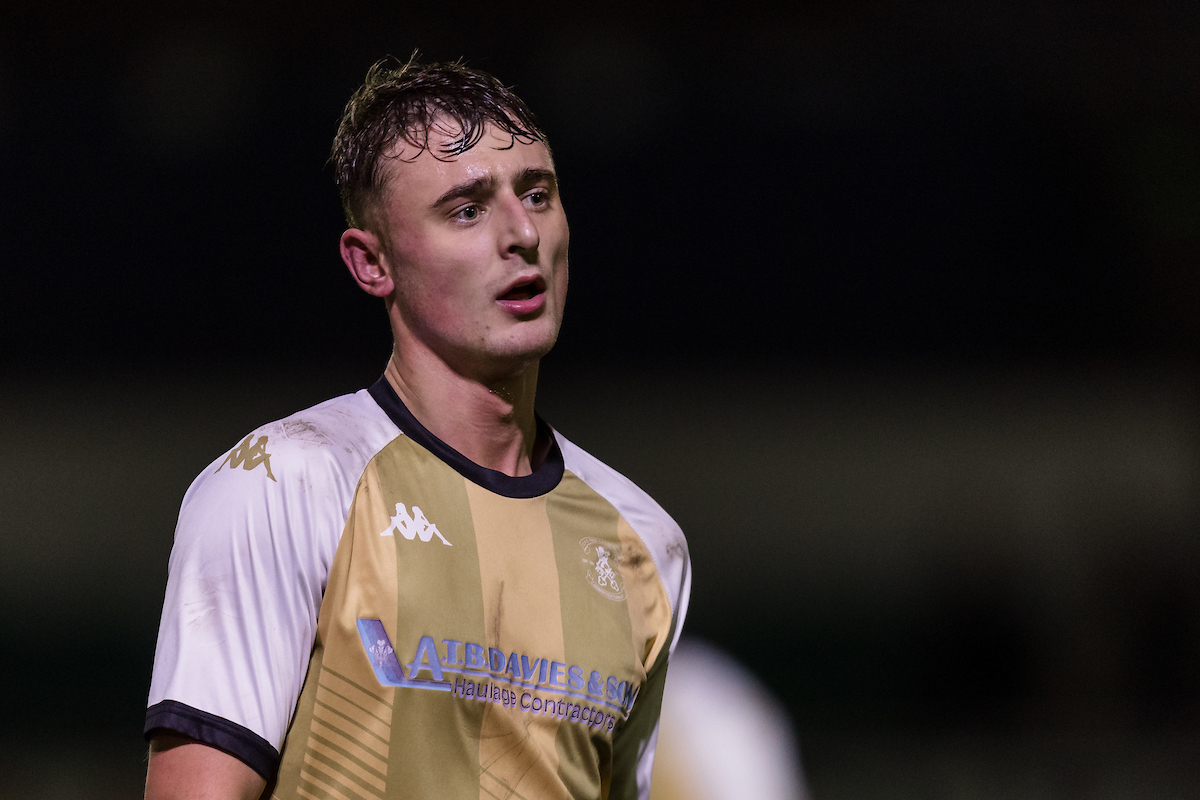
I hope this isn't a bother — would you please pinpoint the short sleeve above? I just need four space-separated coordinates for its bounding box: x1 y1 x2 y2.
144 391 397 779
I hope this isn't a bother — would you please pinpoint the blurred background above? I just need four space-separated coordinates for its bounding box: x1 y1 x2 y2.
3 1 1200 797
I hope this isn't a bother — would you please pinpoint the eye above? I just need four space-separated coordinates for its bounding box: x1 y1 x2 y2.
526 190 548 208
454 205 480 222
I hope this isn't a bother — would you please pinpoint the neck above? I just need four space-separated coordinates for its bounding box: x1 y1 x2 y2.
383 349 544 478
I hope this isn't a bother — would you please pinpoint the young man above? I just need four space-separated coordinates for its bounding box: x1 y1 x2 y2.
143 58 691 800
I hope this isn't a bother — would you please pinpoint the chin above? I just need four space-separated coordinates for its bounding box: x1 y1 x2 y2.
481 332 559 375
504 319 560 355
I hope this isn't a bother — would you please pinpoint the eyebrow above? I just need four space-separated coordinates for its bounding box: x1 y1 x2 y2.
432 175 496 209
515 167 558 191
430 167 558 209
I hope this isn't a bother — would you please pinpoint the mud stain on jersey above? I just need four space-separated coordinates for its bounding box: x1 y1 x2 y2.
281 418 330 444
622 548 646 570
665 540 688 561
490 579 506 648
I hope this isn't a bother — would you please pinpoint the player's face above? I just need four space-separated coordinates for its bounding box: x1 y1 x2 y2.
375 122 569 381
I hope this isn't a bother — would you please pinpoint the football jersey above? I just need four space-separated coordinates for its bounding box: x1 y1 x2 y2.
145 377 691 800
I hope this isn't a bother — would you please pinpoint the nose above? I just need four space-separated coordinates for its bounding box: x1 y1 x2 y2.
501 193 540 256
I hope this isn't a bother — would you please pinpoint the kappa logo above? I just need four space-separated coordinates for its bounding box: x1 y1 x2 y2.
580 537 625 601
380 502 452 546
216 435 276 481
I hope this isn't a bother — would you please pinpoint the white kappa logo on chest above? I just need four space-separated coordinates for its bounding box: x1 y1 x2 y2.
379 502 452 545
580 537 625 600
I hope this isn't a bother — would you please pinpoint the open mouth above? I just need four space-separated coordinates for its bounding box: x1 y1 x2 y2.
498 276 546 302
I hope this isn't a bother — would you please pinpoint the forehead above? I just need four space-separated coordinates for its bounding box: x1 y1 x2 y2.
379 121 554 204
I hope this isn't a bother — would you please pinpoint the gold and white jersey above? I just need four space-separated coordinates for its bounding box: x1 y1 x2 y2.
146 377 691 800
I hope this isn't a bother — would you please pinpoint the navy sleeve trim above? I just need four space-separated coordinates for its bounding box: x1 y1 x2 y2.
145 700 279 781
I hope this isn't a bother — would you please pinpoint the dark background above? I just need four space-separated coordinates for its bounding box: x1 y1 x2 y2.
3 2 1200 797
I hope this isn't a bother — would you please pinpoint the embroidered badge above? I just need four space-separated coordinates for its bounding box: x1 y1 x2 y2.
580 537 625 601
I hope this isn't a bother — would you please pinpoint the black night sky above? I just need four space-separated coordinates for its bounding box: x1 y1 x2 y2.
3 3 1200 797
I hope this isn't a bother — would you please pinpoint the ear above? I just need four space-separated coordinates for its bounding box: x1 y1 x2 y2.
340 228 395 297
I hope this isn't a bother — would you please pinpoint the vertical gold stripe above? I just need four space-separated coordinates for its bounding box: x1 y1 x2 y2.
616 516 672 672
466 482 568 800
611 511 675 799
327 460 401 651
546 471 630 800
375 439 488 799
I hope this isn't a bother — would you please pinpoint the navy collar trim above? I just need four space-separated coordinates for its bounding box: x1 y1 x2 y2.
368 376 564 499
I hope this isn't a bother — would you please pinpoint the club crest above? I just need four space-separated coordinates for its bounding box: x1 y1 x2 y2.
579 537 625 601
368 639 394 669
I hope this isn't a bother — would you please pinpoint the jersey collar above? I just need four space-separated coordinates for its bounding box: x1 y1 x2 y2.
368 375 565 499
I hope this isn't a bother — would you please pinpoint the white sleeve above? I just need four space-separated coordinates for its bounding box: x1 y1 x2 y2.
144 391 396 779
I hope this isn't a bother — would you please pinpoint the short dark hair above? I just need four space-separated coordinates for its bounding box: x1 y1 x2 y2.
331 55 548 230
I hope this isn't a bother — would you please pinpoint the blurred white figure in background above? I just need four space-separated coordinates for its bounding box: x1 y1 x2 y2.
651 638 810 800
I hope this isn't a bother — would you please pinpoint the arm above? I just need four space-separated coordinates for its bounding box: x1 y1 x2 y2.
145 735 266 800
144 424 344 793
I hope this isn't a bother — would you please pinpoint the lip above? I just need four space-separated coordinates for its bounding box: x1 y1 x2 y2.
496 274 547 316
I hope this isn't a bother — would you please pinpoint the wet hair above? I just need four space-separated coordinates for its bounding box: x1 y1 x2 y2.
330 54 548 230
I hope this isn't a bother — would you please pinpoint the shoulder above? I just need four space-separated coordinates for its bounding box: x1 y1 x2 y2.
173 389 401 558
186 390 398 503
234 389 397 476
150 390 401 755
553 431 691 616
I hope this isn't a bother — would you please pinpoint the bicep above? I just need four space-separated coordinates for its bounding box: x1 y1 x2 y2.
145 734 266 800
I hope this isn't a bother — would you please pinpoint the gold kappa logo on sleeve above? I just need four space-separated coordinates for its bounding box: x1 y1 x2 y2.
215 434 277 482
